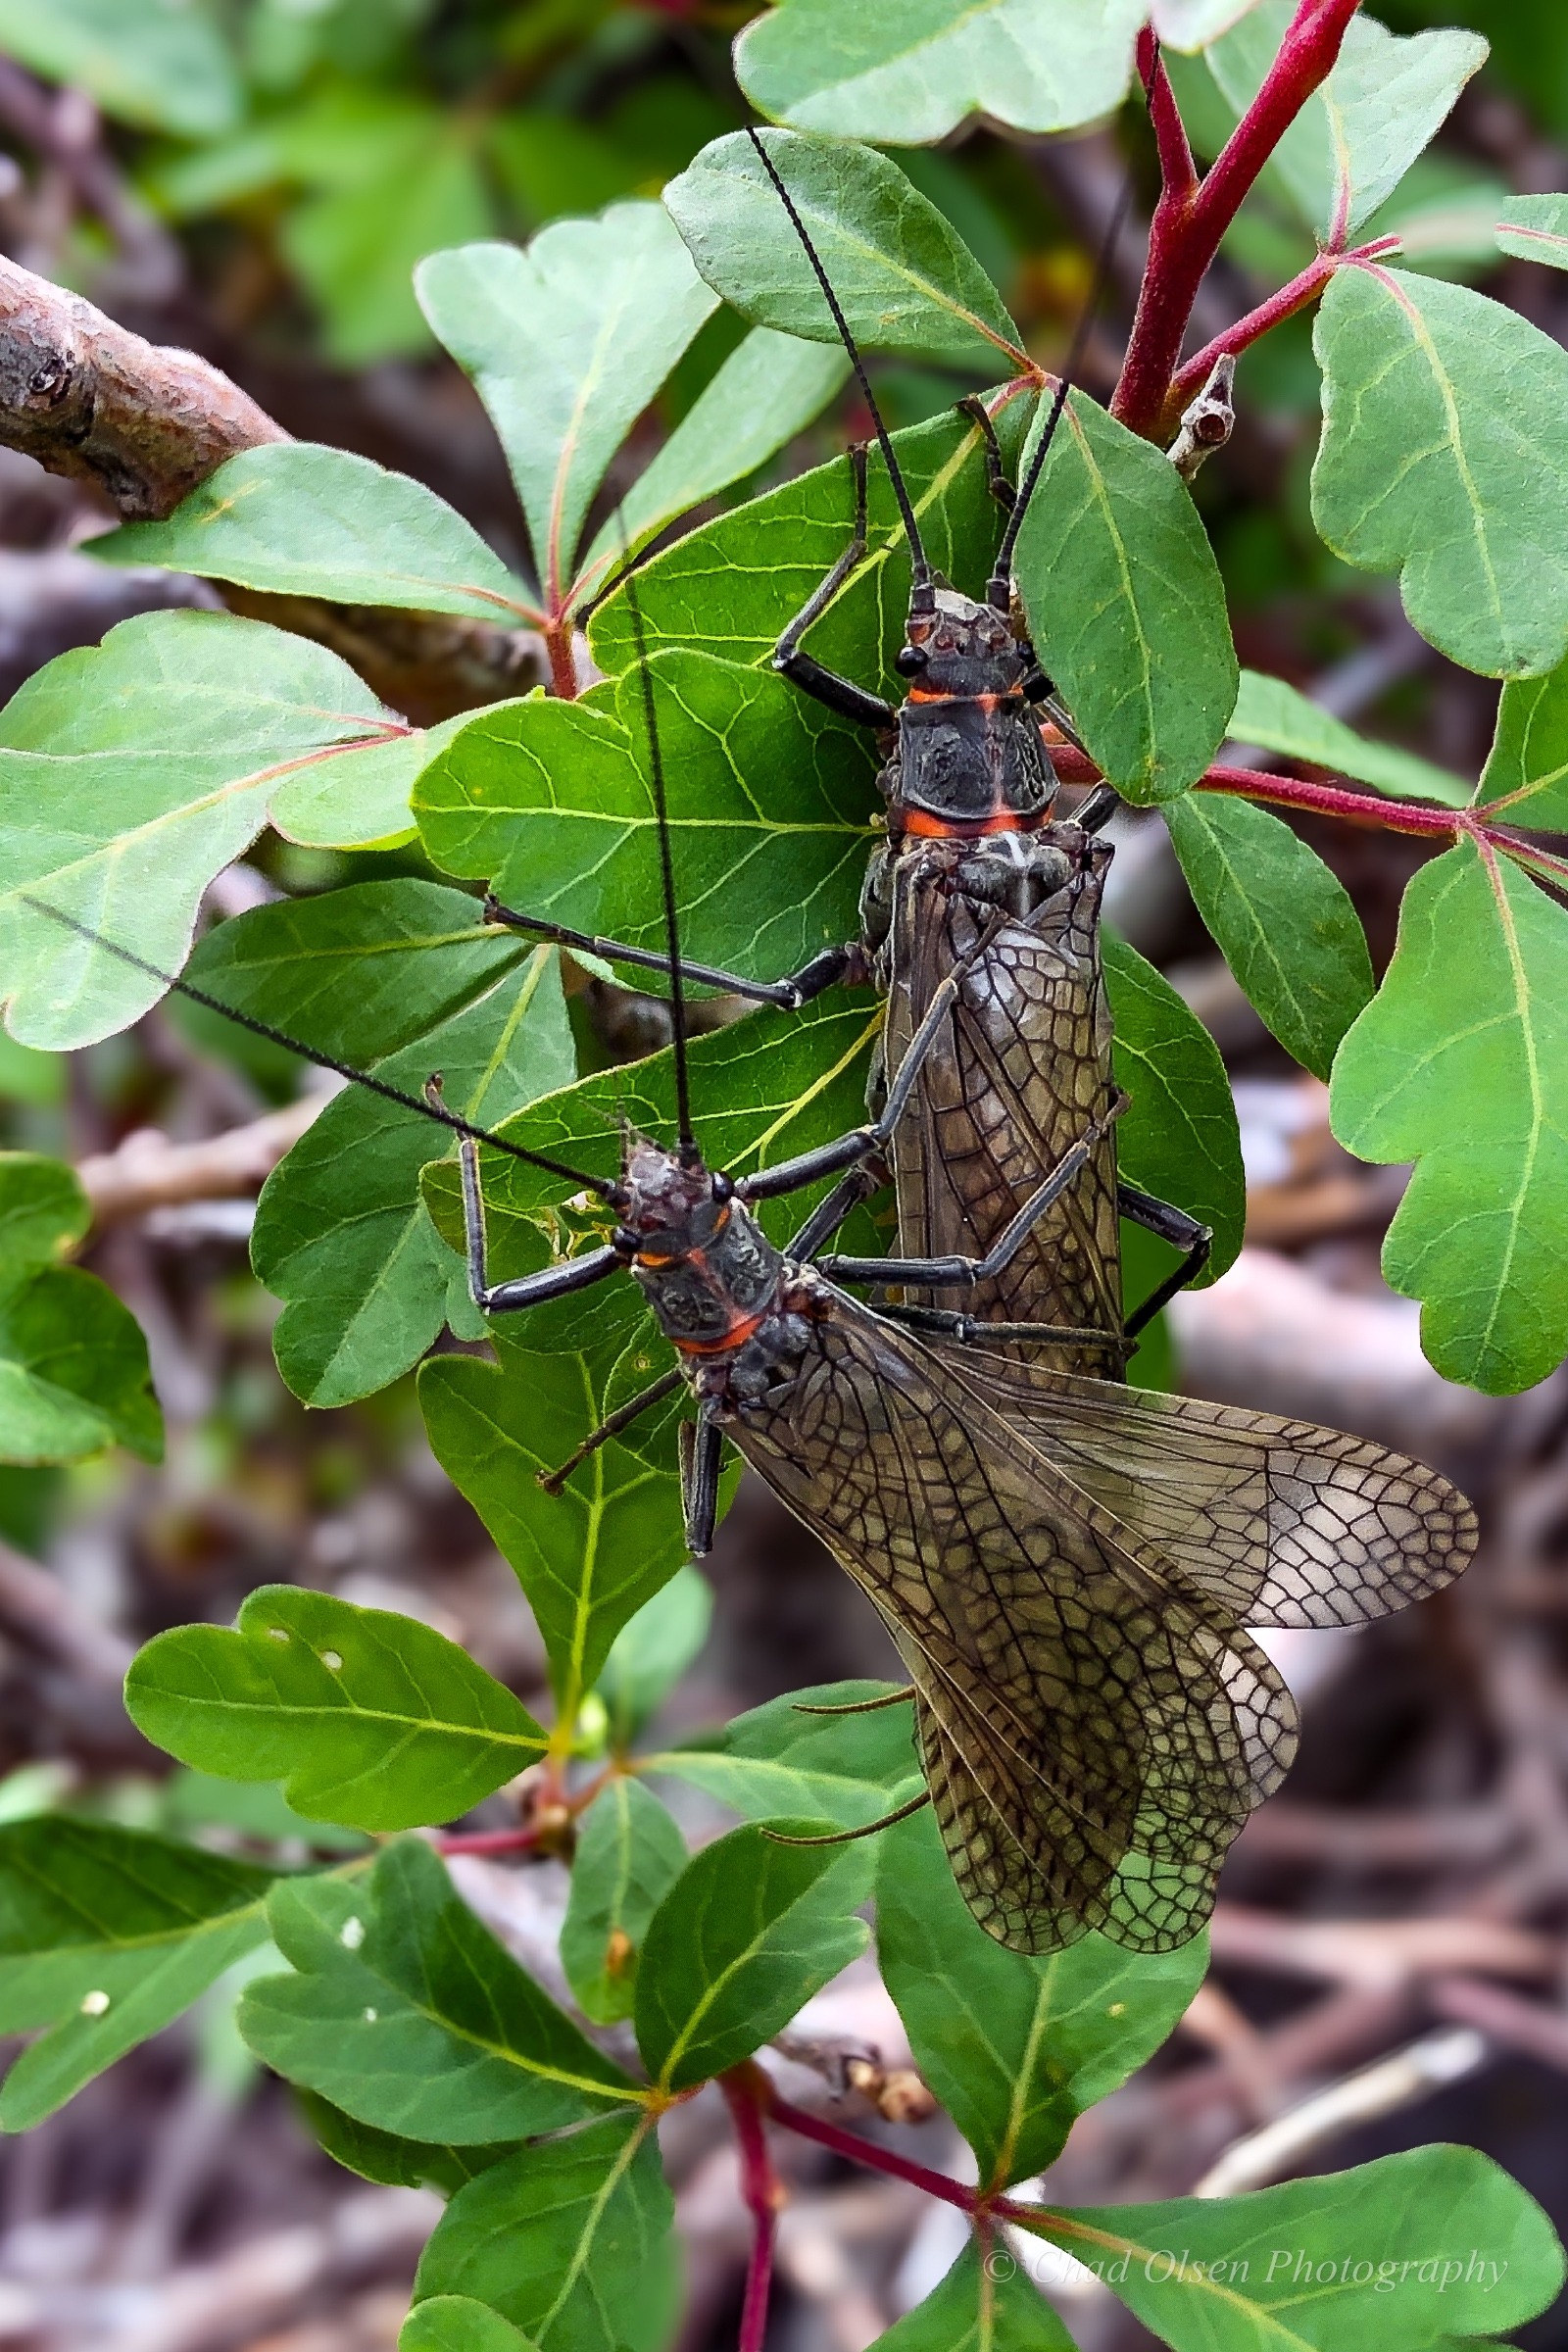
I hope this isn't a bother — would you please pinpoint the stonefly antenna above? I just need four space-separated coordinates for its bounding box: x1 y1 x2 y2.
21 895 622 1202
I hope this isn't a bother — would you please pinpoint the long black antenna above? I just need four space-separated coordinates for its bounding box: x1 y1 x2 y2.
988 172 1136 607
614 571 697 1164
745 125 934 615
21 896 622 1202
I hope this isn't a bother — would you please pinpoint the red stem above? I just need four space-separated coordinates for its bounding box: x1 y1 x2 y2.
763 2087 980 2213
721 2068 783 2352
1169 232 1401 405
435 1826 544 1857
1114 0 1364 438
544 619 579 700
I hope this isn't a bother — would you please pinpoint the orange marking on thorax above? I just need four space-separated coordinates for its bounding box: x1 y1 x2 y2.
673 1307 768 1357
902 807 1044 840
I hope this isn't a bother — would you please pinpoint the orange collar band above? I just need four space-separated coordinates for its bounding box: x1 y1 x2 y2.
901 808 1047 840
674 1307 768 1357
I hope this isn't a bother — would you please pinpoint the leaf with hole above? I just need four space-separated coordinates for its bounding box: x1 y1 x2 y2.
877 1807 1208 2192
241 1844 635 2142
1312 266 1568 678
635 1819 872 2091
1332 845 1568 1393
0 612 464 1049
1013 391 1238 803
416 210 718 607
93 447 531 623
561 1780 689 2026
413 2113 677 2352
1164 793 1374 1078
125 1586 548 1833
664 130 1022 368
0 1819 274 2129
733 0 1145 141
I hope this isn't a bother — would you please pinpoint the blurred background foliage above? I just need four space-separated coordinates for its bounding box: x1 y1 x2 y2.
6 6 1568 2347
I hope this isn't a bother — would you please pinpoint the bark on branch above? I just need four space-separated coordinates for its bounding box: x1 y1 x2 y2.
0 254 546 717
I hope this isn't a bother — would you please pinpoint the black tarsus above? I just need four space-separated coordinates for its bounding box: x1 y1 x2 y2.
745 124 934 612
987 172 1137 608
614 552 698 1163
22 894 621 1203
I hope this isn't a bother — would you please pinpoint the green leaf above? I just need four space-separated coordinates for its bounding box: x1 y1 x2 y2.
125 1585 549 1833
665 130 1022 368
0 1156 161 1466
644 1680 921 1826
1476 648 1568 829
0 612 460 1049
1014 392 1238 803
0 1261 162 1467
1032 2144 1565 2348
0 1153 86 1272
1229 668 1471 808
1164 793 1374 1078
0 1818 274 2130
635 1819 871 2090
733 0 1144 141
242 1844 635 2141
878 2243 1073 2352
415 210 718 604
413 2113 677 2352
0 0 238 136
1207 5 1487 238
575 329 851 603
283 122 492 368
300 2091 519 2196
597 1565 713 1747
561 1780 689 2027
417 1327 691 1725
1332 843 1568 1393
194 882 572 1405
1496 192 1568 270
1103 932 1246 1280
876 1807 1207 2193
93 448 532 624
1312 265 1568 678
402 2302 539 2352
588 402 1024 678
415 654 876 992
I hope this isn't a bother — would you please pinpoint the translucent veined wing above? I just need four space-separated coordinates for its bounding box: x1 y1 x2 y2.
729 1281 1297 1953
950 1352 1478 1628
915 1692 1232 1955
881 831 1124 1372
